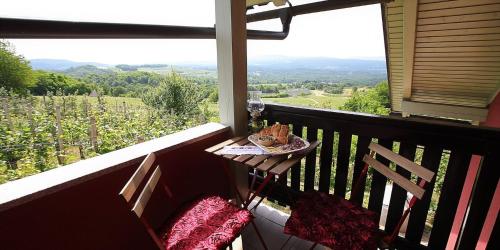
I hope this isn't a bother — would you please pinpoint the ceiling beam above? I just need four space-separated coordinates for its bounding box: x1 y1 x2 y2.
247 0 392 23
402 0 418 99
0 17 288 40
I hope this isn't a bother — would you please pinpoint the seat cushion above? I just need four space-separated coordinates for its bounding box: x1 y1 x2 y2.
284 192 379 250
160 196 252 250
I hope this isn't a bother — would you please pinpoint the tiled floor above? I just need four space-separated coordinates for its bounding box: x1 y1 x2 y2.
239 201 330 250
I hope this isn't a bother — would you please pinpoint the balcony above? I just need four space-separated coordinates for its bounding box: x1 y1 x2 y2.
0 104 498 249
1 0 499 249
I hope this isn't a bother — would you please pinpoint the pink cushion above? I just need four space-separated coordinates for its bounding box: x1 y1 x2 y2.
284 192 379 250
160 196 252 250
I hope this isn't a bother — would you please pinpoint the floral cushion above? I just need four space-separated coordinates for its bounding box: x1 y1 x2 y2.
284 192 379 250
160 196 252 250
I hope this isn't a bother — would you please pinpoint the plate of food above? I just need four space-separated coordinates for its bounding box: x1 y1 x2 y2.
248 124 310 155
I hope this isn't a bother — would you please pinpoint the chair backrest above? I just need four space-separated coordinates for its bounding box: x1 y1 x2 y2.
119 152 166 249
363 142 435 199
352 142 436 245
120 152 157 205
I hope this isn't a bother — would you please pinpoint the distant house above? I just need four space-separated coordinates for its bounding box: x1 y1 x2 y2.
89 90 98 97
286 88 310 97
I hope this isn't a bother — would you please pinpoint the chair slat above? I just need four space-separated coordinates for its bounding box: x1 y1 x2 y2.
363 155 425 199
120 152 156 203
385 143 417 234
132 166 162 218
369 142 434 182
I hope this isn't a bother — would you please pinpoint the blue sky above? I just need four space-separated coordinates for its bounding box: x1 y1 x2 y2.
1 0 385 64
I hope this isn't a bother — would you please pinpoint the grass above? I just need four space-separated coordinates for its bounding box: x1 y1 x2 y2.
263 90 349 109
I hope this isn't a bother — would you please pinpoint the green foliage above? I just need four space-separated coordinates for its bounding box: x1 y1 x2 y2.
0 91 209 184
142 72 203 121
323 85 344 94
208 88 219 103
31 71 92 95
0 41 34 92
340 81 390 115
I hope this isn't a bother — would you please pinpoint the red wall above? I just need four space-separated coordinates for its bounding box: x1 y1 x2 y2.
0 130 230 250
484 92 500 128
447 92 500 249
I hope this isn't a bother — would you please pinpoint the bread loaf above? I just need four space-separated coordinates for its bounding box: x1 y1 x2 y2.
259 127 272 136
271 124 281 137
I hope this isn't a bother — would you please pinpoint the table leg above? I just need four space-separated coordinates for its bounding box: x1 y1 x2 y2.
246 168 258 202
244 173 275 209
220 161 245 205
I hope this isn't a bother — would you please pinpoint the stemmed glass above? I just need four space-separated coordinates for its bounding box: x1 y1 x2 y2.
247 91 265 133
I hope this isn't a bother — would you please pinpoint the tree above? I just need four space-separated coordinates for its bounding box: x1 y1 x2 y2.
30 71 92 95
0 41 34 92
142 72 202 119
340 81 390 115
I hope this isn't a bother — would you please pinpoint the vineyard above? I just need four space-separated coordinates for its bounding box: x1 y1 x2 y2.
0 91 211 184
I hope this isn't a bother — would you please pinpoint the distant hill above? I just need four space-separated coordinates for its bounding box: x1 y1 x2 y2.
30 59 109 71
248 56 386 71
29 56 387 85
63 65 115 77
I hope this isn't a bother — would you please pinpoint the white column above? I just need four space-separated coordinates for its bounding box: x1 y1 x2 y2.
216 0 248 136
215 0 249 202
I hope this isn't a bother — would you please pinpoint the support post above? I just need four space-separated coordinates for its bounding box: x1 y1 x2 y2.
90 116 98 152
27 100 35 135
216 0 249 201
55 105 65 165
2 97 13 130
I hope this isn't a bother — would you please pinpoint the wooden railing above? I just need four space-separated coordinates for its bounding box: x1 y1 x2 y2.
257 104 500 249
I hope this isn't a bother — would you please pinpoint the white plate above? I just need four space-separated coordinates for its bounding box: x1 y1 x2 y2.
248 134 310 155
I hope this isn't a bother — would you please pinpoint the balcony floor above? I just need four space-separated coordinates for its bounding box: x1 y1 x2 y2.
240 200 330 250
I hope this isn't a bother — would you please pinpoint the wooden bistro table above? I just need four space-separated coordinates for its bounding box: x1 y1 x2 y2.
205 136 320 211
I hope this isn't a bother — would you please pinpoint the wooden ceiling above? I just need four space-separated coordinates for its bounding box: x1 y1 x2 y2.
384 0 500 121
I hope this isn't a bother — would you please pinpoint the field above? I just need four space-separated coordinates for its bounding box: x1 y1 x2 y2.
263 90 348 109
0 94 204 184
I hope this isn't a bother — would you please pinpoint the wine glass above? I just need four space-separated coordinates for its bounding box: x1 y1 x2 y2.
247 91 265 114
247 91 265 133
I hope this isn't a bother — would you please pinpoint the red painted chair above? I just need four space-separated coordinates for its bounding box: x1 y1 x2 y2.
119 152 267 249
283 142 435 249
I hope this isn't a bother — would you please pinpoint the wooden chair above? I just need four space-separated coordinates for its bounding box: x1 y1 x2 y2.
119 152 267 249
282 142 435 249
